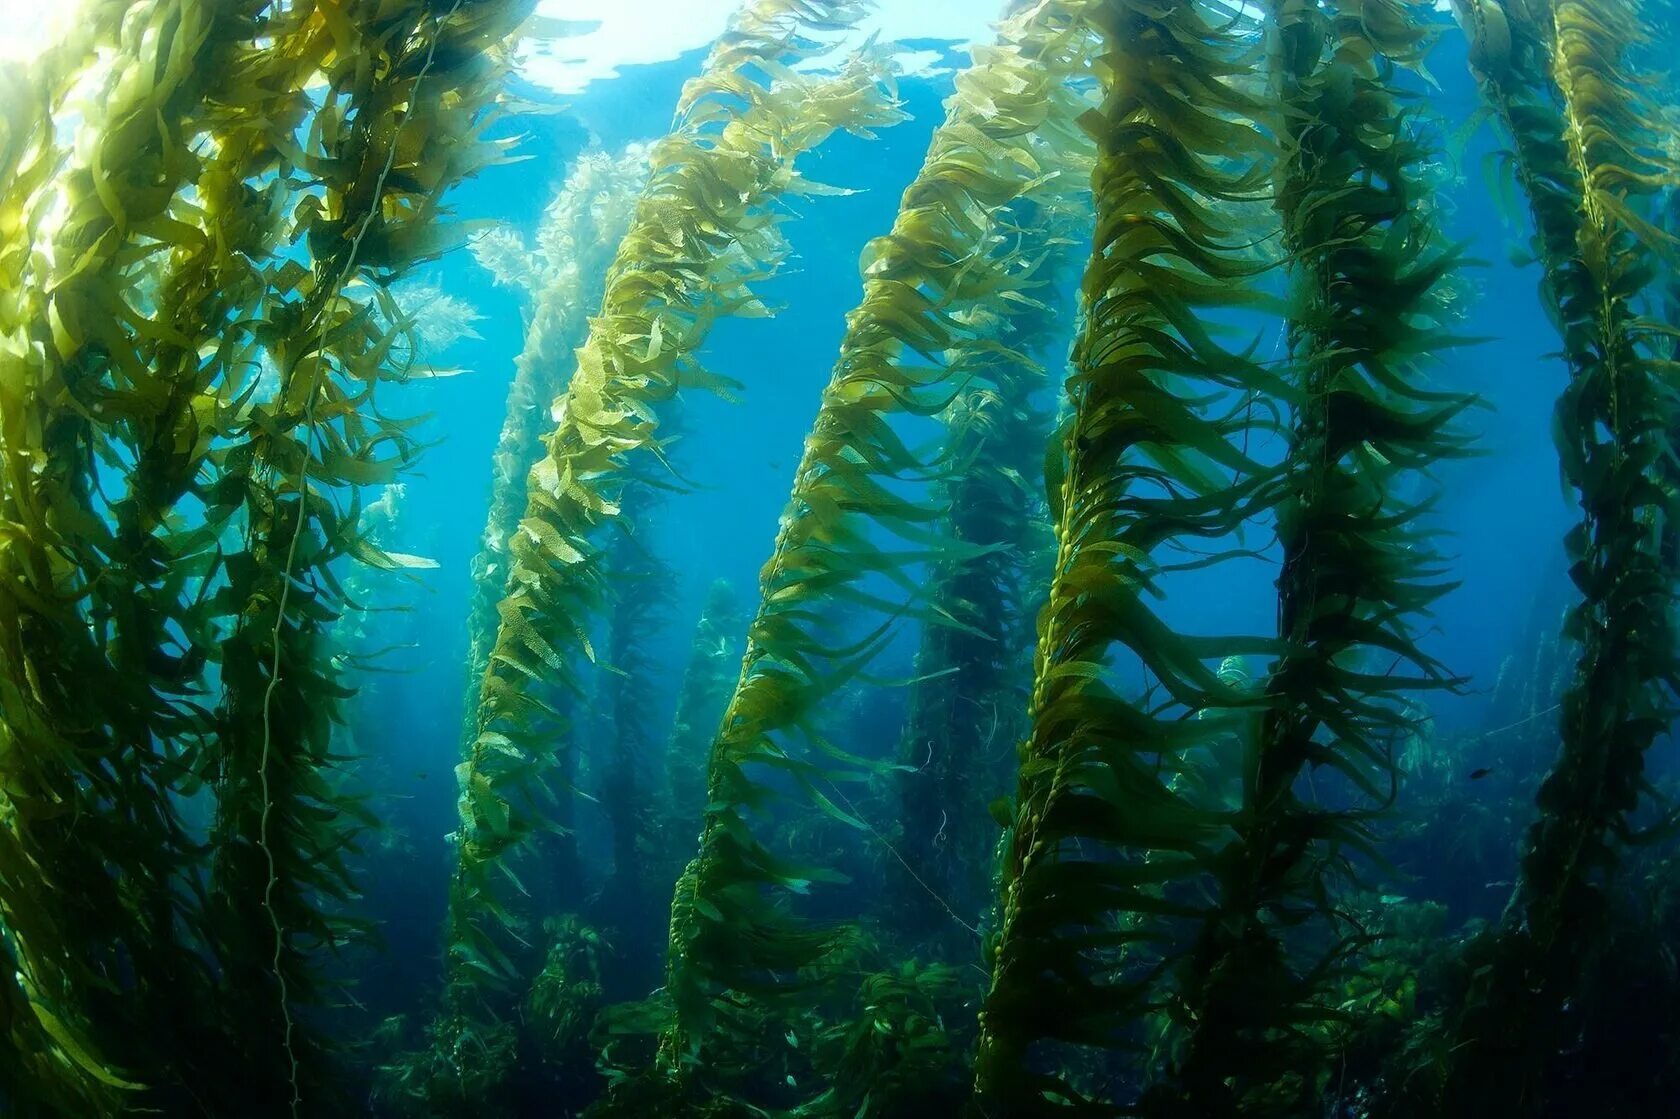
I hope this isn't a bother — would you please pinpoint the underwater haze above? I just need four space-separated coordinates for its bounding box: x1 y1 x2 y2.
2 0 1679 1116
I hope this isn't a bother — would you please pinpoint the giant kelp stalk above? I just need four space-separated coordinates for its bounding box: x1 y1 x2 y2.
443 0 905 1059
890 174 1090 954
0 0 336 1109
975 0 1473 1108
971 0 1292 1109
463 144 649 740
1428 0 1680 1110
460 144 652 917
1152 1 1472 1112
203 1 531 1112
590 479 674 992
0 1 524 1111
663 580 747 875
646 4 1098 1108
0 10 150 1111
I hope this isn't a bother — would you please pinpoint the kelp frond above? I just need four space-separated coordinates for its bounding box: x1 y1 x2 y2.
665 579 749 866
890 37 1095 955
461 143 650 741
202 0 531 1109
973 0 1291 1111
0 0 316 1109
649 3 1100 1107
0 1 529 1112
443 0 904 1052
1431 0 1680 1111
1149 1 1474 1113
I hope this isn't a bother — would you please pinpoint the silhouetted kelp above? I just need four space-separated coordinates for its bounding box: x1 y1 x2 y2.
1396 0 1680 1112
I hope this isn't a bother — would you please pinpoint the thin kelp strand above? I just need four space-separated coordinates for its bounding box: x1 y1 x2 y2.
257 4 467 1113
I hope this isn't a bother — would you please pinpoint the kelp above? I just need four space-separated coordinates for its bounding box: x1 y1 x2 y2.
1147 1 1473 1113
645 3 1101 1107
664 579 749 872
0 2 527 1112
790 961 971 1119
971 0 1291 1110
0 11 141 1112
327 482 432 681
890 98 1094 957
199 0 531 1111
463 145 649 740
974 1 1475 1109
590 479 674 989
443 0 905 1062
0 0 319 1109
1415 0 1680 1112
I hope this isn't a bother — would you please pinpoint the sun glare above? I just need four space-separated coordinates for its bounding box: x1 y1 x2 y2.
0 1 63 61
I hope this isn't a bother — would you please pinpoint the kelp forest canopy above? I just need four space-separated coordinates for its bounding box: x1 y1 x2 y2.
0 0 1678 1117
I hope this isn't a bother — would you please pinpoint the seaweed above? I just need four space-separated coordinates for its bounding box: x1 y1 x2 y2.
972 0 1291 1108
0 3 528 1113
442 0 905 1069
463 144 649 740
198 1 531 1111
640 4 1103 1110
889 79 1095 958
526 915 609 1093
1146 2 1474 1113
1407 0 1680 1111
590 479 676 992
664 579 749 876
791 961 972 1119
0 1 322 1109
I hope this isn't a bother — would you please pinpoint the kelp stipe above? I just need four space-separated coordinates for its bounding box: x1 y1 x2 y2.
442 0 905 1073
590 479 674 991
0 11 155 1111
0 1 326 1109
1413 0 1680 1111
1148 1 1474 1112
971 0 1292 1110
632 4 1102 1110
663 579 747 874
202 1 531 1110
889 48 1095 958
463 145 650 742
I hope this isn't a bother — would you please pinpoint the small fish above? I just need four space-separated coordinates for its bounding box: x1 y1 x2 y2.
415 771 429 780
1468 767 1493 781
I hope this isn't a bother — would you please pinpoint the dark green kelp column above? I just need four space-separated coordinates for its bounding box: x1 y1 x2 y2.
463 146 649 743
0 13 144 1110
972 1 1288 1111
890 83 1093 956
1152 1 1472 1113
663 580 747 869
1427 0 1680 1111
590 480 673 989
0 1 327 1110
